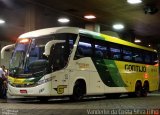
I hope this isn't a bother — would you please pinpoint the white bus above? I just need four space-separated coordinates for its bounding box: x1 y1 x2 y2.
2 27 159 101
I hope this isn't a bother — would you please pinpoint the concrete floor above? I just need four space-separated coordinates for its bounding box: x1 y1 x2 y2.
0 93 160 115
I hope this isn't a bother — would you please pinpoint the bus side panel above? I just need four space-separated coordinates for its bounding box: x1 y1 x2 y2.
148 65 159 91
51 70 69 96
68 57 107 95
91 58 128 93
68 58 90 95
115 61 159 92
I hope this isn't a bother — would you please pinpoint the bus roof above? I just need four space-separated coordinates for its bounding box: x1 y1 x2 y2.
19 27 79 38
19 27 156 52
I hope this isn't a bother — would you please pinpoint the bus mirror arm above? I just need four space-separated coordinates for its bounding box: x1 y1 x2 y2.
43 40 65 56
1 44 15 59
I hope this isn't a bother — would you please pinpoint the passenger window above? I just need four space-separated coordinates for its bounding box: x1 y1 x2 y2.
133 50 143 63
110 44 121 60
151 53 158 64
74 36 93 59
144 52 151 64
94 41 109 59
122 47 133 61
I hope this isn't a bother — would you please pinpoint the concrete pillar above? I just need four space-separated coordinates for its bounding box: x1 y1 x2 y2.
25 4 36 32
85 24 100 33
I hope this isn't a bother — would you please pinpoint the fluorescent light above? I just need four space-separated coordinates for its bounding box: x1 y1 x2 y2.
148 44 151 47
134 39 141 43
127 0 142 4
58 18 70 23
113 24 124 30
0 19 5 24
84 15 96 19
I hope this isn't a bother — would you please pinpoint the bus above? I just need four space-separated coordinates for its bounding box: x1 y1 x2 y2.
1 27 159 101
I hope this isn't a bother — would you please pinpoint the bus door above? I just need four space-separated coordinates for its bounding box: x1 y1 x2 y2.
49 42 70 95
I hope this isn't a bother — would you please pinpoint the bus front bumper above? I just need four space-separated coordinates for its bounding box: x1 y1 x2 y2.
8 82 51 96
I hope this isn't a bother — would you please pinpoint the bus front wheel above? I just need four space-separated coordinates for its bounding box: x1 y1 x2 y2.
70 81 86 101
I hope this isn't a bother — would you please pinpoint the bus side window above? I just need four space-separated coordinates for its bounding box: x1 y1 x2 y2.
151 53 158 64
144 52 151 64
94 40 108 59
109 43 121 60
74 36 93 59
122 47 133 61
133 50 143 63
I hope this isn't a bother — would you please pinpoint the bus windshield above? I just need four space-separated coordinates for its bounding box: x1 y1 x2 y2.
9 33 77 77
10 39 30 75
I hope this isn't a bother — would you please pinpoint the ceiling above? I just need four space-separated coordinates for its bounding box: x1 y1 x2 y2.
0 0 160 48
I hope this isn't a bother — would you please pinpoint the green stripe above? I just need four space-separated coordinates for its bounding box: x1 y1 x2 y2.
92 58 127 87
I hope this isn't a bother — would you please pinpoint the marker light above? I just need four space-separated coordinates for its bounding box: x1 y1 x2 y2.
58 18 70 23
84 15 96 19
113 24 124 30
144 73 148 79
0 19 5 24
127 0 142 4
19 38 30 43
154 63 159 67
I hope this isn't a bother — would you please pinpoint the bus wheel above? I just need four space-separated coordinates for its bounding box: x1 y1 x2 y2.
70 81 86 101
141 82 149 97
134 82 142 97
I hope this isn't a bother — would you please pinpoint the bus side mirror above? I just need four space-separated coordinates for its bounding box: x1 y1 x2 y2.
1 44 15 59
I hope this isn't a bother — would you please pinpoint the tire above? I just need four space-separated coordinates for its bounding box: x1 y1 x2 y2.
134 82 142 97
70 81 86 101
141 83 149 97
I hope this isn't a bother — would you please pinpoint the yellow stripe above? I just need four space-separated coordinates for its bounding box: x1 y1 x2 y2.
8 76 26 84
101 34 156 52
